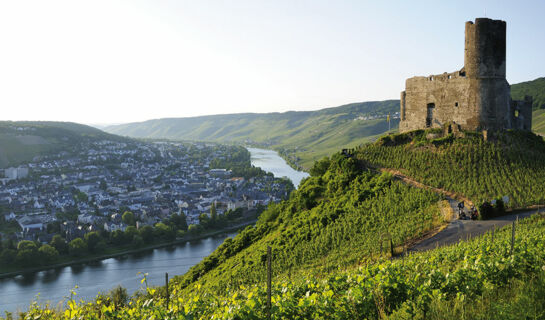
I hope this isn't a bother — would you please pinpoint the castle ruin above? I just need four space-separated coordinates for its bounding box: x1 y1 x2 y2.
399 18 533 133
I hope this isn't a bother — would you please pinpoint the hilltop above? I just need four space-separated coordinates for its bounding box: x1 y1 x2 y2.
105 100 400 170
0 121 128 168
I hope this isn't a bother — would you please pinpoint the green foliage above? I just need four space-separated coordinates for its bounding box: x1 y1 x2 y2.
0 249 16 266
109 286 129 310
84 232 101 252
132 235 144 248
50 235 68 254
12 214 545 319
14 241 39 266
511 77 545 110
358 130 545 208
110 230 127 245
168 213 188 231
309 157 331 177
122 211 136 226
124 226 138 241
139 225 154 243
68 238 87 257
154 223 175 241
38 244 59 265
188 224 203 235
174 154 442 294
478 201 495 220
17 240 37 251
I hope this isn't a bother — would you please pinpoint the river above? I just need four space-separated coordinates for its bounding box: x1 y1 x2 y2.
247 147 309 188
0 147 308 313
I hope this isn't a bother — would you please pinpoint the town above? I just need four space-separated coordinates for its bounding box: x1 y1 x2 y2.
0 137 293 258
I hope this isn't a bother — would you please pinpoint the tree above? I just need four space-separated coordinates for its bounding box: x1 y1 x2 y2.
210 203 217 222
188 224 204 235
169 213 188 231
109 286 129 310
50 235 68 254
310 157 331 177
110 230 126 245
139 225 154 243
16 241 38 266
0 249 16 266
122 211 136 226
199 213 211 228
17 240 37 251
132 235 144 248
154 223 175 241
74 191 88 203
124 226 138 241
84 232 102 252
68 238 87 257
38 244 59 265
46 222 61 234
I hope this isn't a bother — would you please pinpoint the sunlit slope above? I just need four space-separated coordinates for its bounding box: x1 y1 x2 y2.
105 100 400 170
357 129 545 208
511 77 545 110
17 200 545 319
0 121 127 168
171 153 443 295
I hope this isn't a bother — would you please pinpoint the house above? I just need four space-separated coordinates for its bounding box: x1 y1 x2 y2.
104 221 127 232
17 215 44 232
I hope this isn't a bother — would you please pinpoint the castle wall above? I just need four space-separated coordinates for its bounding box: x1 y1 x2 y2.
399 18 531 133
399 71 477 132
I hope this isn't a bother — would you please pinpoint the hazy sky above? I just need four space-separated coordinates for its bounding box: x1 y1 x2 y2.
0 0 543 124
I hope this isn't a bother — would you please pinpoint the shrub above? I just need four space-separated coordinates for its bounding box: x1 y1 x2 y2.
479 201 495 220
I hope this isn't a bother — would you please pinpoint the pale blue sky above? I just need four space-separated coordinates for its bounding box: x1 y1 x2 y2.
0 0 543 124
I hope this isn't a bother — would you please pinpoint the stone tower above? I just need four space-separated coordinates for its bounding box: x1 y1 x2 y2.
399 18 532 133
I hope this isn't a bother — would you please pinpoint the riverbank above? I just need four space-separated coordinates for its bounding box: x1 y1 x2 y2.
247 147 309 188
0 220 255 280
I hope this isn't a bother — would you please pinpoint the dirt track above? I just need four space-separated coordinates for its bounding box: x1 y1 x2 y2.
378 167 540 252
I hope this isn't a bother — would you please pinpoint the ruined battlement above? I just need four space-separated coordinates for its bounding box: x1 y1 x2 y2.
399 18 532 133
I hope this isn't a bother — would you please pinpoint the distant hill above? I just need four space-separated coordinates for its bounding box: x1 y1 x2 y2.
105 100 400 170
104 78 545 170
511 77 545 110
0 121 127 168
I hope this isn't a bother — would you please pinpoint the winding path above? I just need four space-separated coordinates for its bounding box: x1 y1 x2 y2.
380 167 540 252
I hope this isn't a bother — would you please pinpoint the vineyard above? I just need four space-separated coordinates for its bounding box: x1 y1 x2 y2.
172 153 443 295
12 212 545 319
357 130 545 209
8 131 545 319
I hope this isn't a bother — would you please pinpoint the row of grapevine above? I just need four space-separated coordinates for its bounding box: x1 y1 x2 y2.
359 130 545 208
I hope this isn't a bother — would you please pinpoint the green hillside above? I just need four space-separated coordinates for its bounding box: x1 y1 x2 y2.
167 130 545 296
105 100 399 170
14 139 545 319
358 130 545 209
511 77 545 110
0 121 126 168
104 77 545 171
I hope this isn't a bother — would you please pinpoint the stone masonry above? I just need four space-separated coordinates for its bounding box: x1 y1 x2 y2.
399 18 533 133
